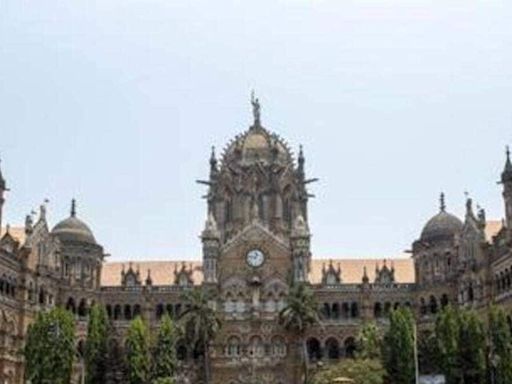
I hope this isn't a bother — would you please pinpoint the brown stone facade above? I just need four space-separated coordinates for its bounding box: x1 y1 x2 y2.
0 110 511 384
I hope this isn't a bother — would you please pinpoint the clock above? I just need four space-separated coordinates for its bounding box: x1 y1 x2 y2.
246 249 265 268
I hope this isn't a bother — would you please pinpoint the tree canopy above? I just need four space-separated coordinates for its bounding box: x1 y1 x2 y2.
24 307 76 384
381 307 415 384
85 304 110 384
125 316 151 384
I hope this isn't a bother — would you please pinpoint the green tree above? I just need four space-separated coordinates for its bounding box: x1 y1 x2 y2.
85 304 109 384
489 306 512 384
180 288 222 384
435 306 460 384
382 307 415 384
458 310 486 384
279 282 320 384
125 316 151 384
357 321 382 360
153 313 178 382
417 329 440 375
311 358 385 384
24 307 76 384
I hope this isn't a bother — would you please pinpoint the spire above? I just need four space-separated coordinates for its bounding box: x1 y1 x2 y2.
502 145 512 183
0 157 5 190
250 90 261 128
210 146 217 170
298 145 305 178
145 269 152 286
362 266 369 284
439 192 446 212
70 199 76 217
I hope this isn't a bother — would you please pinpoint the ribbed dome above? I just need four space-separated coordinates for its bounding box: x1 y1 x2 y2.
52 200 96 245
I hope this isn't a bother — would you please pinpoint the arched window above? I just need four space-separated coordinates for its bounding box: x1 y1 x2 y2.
351 302 359 318
226 336 241 357
66 297 76 314
332 303 340 319
114 305 121 320
374 302 382 318
306 338 322 361
156 304 164 320
468 283 474 302
78 299 88 317
38 287 45 305
441 294 449 308
342 302 350 318
323 303 331 319
133 304 141 318
429 296 438 314
420 298 427 315
325 337 340 360
106 305 113 319
124 305 132 320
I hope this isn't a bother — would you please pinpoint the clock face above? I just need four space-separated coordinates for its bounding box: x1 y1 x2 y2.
246 249 265 268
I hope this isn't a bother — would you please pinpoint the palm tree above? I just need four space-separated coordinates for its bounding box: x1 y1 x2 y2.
279 282 320 384
179 288 222 384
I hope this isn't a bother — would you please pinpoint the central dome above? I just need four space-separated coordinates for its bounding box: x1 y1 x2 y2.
52 200 97 245
221 125 293 168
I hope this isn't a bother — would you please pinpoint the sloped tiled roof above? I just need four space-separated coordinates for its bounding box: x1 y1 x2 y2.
0 227 26 245
101 261 204 286
309 258 414 284
101 257 415 286
485 220 503 242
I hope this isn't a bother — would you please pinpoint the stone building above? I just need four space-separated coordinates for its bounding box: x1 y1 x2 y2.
0 100 511 383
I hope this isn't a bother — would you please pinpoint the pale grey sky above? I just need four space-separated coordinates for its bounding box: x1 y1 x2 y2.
0 1 511 261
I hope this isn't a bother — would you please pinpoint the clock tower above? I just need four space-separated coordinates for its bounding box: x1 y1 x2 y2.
198 95 314 382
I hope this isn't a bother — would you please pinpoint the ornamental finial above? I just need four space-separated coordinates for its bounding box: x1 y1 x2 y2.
440 192 446 212
251 90 261 127
71 198 76 217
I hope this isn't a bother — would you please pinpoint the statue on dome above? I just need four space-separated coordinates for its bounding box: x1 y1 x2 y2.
251 90 261 126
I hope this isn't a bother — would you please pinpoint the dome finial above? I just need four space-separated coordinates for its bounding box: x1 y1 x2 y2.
440 192 446 212
250 90 261 127
71 198 76 217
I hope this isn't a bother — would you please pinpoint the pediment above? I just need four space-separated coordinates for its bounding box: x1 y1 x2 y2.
221 221 289 254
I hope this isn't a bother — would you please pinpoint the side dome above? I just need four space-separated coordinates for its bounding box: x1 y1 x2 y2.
420 194 462 242
52 200 96 245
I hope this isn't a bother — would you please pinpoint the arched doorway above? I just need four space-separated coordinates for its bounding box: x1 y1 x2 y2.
325 337 340 360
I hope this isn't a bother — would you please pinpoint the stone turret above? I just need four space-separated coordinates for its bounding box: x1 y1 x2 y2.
501 146 512 230
202 212 220 284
